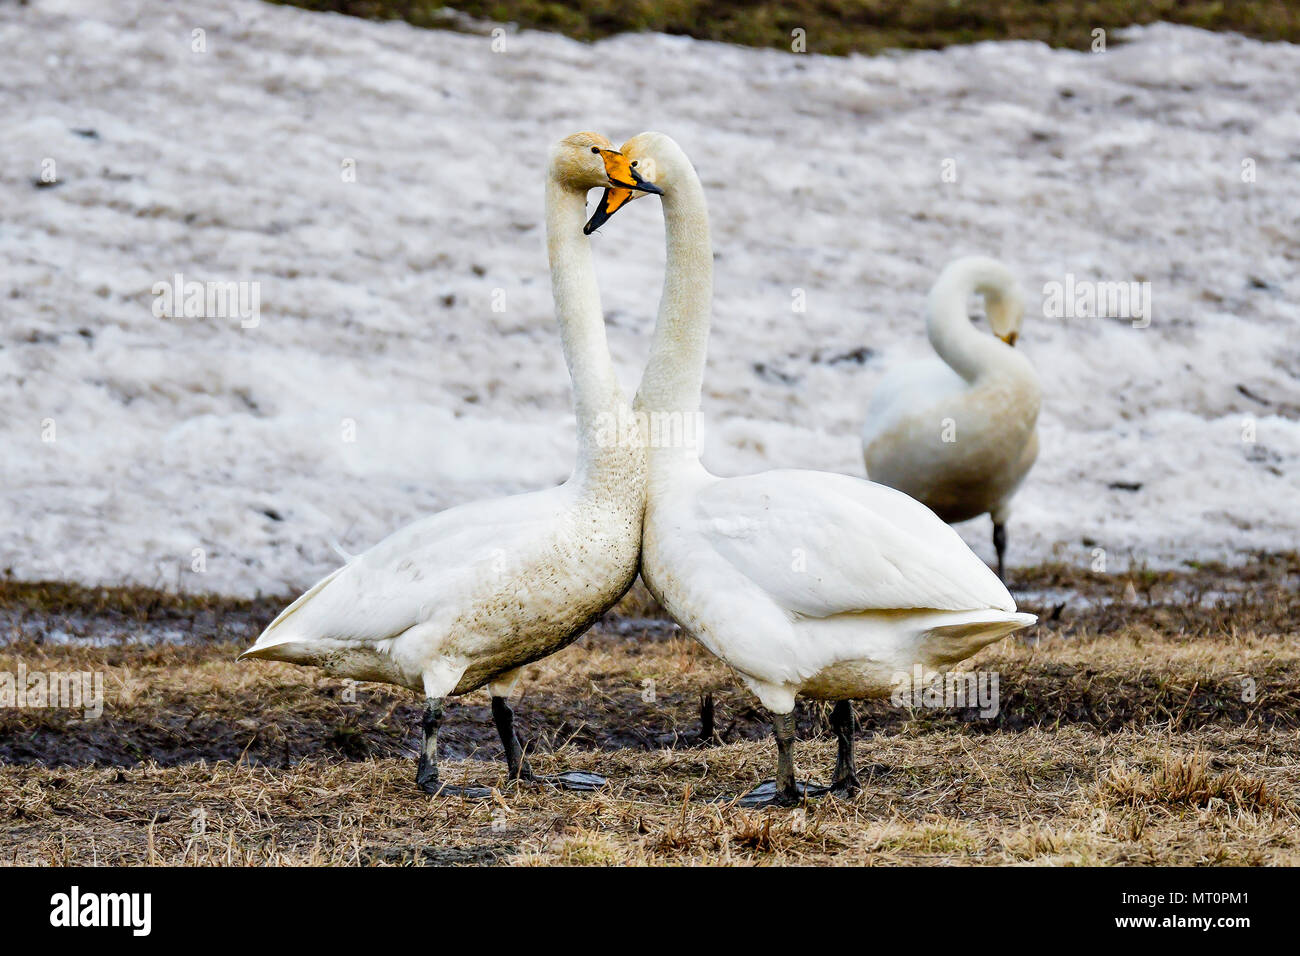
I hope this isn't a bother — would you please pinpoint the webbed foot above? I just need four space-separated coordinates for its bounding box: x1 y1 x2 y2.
416 755 494 799
529 770 607 792
829 774 862 798
734 779 827 808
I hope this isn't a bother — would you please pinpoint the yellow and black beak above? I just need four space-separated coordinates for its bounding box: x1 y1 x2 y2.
583 149 662 235
583 186 636 236
998 331 1018 347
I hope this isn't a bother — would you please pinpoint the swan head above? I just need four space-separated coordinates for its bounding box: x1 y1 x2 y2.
551 132 660 226
986 282 1025 347
933 256 1026 348
550 132 618 190
582 131 679 235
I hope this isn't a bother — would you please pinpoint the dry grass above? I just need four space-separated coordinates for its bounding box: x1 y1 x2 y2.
1097 751 1285 816
4 728 1296 866
1 554 1298 865
273 1 1300 54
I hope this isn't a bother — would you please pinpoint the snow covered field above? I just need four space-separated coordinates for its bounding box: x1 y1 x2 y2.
3 0 1298 596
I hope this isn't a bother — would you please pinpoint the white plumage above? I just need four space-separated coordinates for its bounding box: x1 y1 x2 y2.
242 483 632 694
862 256 1041 578
603 132 1035 805
240 132 651 796
643 463 1032 716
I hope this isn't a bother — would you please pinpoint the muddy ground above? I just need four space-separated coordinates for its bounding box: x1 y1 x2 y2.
1 556 1297 865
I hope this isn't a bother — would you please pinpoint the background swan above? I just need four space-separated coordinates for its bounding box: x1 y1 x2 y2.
240 132 657 797
862 257 1041 579
590 133 1035 807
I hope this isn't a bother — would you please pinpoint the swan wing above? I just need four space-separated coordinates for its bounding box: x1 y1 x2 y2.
694 470 1014 618
244 486 573 654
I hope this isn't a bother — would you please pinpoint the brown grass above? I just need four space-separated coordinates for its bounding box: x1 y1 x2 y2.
1 553 1298 865
1098 751 1286 816
272 1 1300 54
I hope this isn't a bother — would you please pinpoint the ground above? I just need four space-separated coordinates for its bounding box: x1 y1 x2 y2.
2 556 1297 865
276 0 1300 52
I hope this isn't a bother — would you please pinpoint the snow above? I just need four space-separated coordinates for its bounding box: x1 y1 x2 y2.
2 0 1298 596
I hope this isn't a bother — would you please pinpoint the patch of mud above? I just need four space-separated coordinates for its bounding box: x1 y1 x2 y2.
0 578 285 647
4 648 1297 771
358 844 515 866
2 555 1297 770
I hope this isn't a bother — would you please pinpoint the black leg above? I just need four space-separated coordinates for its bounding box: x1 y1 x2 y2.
735 709 827 808
489 696 606 793
772 711 800 805
694 692 716 746
993 521 1007 582
491 695 536 782
829 700 861 796
415 698 491 799
415 698 444 794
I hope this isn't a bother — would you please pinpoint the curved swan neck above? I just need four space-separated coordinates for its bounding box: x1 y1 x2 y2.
926 258 1019 384
636 154 712 433
545 175 625 478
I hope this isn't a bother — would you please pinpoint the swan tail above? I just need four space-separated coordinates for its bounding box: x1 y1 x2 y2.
915 609 1036 664
925 610 1036 641
237 632 300 662
238 565 346 662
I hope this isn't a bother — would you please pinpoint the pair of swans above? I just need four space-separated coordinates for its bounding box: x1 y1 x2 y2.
242 131 1035 807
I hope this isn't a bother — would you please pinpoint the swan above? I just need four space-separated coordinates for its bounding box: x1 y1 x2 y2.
861 257 1040 579
587 132 1035 807
240 132 661 797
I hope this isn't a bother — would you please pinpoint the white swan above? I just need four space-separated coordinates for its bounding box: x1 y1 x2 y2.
588 132 1035 807
240 132 660 797
862 257 1040 579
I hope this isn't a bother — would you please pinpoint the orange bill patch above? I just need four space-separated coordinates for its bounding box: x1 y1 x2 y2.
597 149 639 189
599 186 635 218
584 185 638 235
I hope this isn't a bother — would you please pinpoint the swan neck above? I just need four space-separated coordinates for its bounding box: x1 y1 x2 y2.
926 266 1011 384
637 167 712 473
545 176 626 478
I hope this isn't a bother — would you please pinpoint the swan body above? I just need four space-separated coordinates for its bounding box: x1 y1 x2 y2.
244 481 637 695
241 132 655 795
643 466 1033 715
862 257 1041 574
594 133 1034 804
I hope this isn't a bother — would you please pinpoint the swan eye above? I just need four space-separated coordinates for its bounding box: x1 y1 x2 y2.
591 146 600 154
631 161 638 166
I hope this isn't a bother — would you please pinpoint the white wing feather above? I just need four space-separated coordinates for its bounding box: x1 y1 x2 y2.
695 469 1014 618
247 485 572 652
